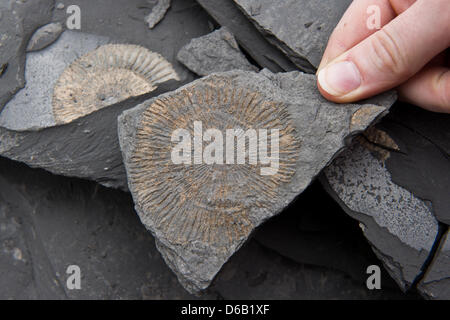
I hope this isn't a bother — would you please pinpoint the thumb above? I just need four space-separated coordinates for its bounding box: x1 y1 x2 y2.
317 0 450 103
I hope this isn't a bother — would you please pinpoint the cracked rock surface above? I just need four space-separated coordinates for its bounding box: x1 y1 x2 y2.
177 27 258 76
233 0 351 69
118 69 396 293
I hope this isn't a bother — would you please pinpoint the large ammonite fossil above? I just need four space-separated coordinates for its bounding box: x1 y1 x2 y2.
52 44 179 125
127 76 300 249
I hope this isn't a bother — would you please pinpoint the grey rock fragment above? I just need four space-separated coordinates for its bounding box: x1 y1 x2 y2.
322 140 440 290
0 0 55 111
177 27 258 76
233 0 351 68
145 0 171 29
0 31 109 131
26 22 63 52
118 69 396 293
418 229 450 300
196 0 299 73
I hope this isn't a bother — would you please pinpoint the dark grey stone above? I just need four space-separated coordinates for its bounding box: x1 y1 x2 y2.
233 0 351 68
322 139 440 291
196 0 300 73
177 27 258 76
26 22 64 52
0 0 55 111
118 69 396 293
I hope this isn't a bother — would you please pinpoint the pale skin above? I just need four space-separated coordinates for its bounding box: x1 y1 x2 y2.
316 0 450 113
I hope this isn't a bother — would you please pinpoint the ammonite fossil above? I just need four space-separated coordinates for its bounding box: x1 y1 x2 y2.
127 76 300 249
52 44 179 125
118 70 395 293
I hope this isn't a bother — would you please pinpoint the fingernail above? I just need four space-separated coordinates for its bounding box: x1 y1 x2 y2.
318 61 361 96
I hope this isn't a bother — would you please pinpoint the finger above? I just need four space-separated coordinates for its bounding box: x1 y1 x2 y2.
389 0 417 14
317 0 450 103
398 65 450 113
318 0 397 71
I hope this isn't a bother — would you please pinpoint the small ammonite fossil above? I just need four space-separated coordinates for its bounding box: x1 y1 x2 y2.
127 76 300 249
52 44 179 125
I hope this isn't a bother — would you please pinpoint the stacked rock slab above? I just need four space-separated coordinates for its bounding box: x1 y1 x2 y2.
321 136 440 292
118 69 396 293
233 0 352 68
195 0 298 73
177 27 258 76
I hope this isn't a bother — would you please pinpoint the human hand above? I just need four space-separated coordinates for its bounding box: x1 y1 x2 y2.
317 0 449 113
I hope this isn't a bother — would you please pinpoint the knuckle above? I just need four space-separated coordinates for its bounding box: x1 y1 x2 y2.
368 28 411 79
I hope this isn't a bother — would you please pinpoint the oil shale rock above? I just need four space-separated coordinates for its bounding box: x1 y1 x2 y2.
177 27 258 76
233 0 352 68
0 30 182 190
0 0 55 111
196 0 298 73
321 138 440 292
118 69 396 293
145 0 171 29
0 31 179 130
26 22 63 52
